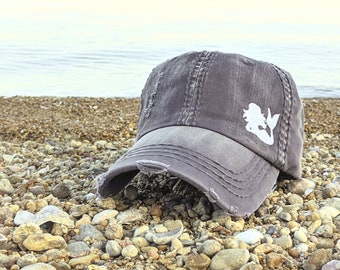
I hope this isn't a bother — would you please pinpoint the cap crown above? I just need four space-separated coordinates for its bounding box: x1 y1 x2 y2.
137 51 304 178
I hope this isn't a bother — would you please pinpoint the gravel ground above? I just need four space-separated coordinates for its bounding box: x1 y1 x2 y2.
0 96 339 270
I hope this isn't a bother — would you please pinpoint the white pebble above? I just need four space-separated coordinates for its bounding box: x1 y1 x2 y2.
235 229 264 245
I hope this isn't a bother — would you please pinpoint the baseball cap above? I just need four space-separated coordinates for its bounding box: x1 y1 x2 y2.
96 51 304 217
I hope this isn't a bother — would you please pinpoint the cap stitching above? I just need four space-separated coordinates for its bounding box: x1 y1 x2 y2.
118 144 270 197
267 63 293 169
119 143 262 178
143 71 164 118
177 51 216 125
193 51 218 125
118 143 268 192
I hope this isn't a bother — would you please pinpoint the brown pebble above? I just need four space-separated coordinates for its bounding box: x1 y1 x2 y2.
266 252 285 269
186 253 211 270
147 248 159 260
150 205 162 217
288 248 299 258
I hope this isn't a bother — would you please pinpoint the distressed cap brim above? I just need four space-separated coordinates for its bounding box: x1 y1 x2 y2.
97 125 279 217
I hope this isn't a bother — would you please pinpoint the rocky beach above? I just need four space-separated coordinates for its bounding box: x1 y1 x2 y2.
0 96 339 270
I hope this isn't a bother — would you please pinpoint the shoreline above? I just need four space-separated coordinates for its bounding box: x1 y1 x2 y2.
0 96 339 144
0 96 339 269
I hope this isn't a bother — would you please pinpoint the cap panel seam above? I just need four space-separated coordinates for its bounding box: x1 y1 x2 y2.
177 51 217 125
267 63 293 169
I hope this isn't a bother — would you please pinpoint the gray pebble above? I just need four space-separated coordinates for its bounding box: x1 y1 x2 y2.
106 240 122 257
52 182 71 199
74 224 105 241
67 241 90 258
21 263 56 270
16 254 38 268
14 210 36 225
272 235 293 249
279 212 292 222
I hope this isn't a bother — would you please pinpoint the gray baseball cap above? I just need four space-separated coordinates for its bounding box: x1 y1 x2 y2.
96 51 304 217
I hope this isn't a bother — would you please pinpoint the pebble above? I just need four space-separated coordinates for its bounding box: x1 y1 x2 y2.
294 228 308 243
14 210 36 225
302 249 332 270
104 220 124 239
106 240 122 257
13 222 42 244
287 179 315 195
0 98 338 269
210 249 250 270
240 262 263 270
69 253 100 267
266 252 285 269
171 238 183 251
279 212 292 222
23 233 67 251
121 244 139 258
318 206 340 223
16 253 38 268
35 205 74 228
272 235 293 249
287 194 304 205
315 224 333 238
145 221 184 245
185 253 211 270
201 239 222 257
52 182 71 199
74 224 106 241
91 209 119 225
67 241 91 257
294 243 309 253
0 178 14 194
134 225 150 237
253 243 281 254
235 229 264 245
132 236 149 248
21 263 57 270
116 208 146 224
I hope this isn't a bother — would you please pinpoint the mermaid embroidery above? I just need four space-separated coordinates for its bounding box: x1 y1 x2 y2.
243 103 280 145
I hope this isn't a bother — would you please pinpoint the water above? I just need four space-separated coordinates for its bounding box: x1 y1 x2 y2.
1 0 340 98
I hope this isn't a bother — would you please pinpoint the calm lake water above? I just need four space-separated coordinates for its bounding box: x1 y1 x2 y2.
1 0 340 98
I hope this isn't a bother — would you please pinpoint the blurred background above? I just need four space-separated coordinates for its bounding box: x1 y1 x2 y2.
1 0 339 98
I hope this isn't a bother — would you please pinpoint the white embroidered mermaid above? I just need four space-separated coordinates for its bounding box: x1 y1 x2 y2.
243 103 280 145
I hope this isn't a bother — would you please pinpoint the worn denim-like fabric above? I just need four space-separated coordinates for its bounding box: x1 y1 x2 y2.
96 51 304 217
